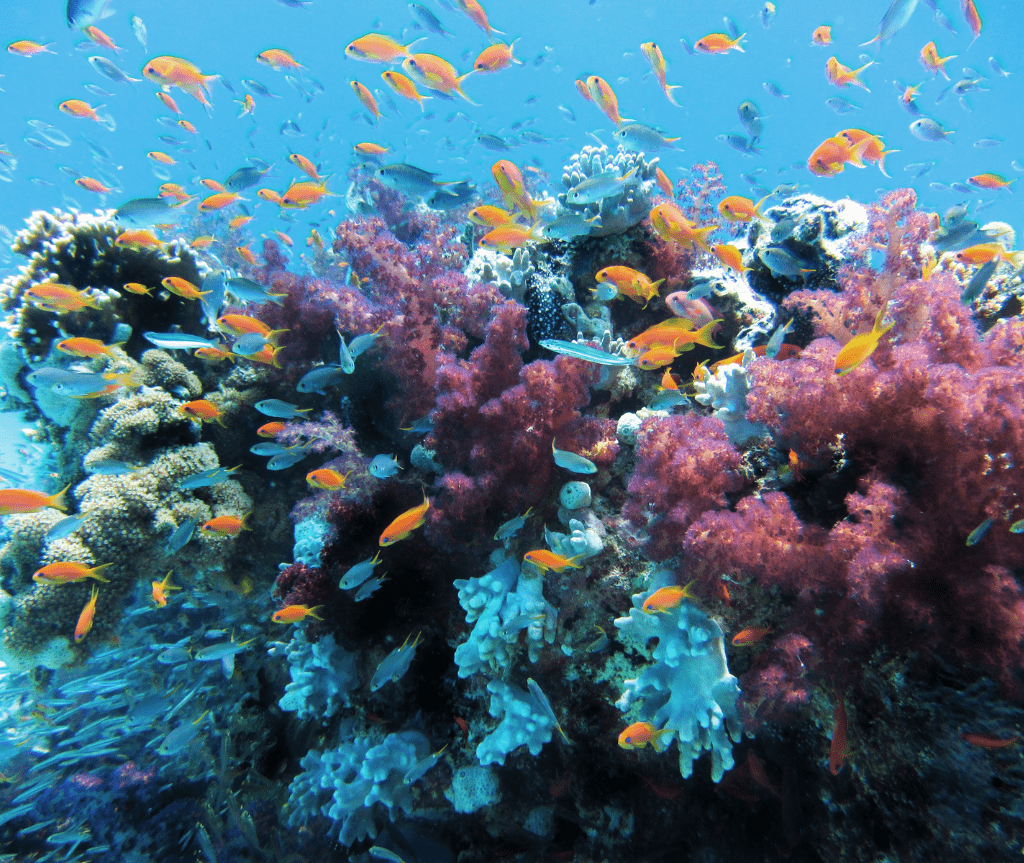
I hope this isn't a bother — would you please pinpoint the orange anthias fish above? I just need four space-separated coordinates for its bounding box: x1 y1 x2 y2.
306 468 351 490
200 513 251 537
718 194 770 223
473 40 521 72
236 245 258 266
960 732 1018 749
56 337 119 358
75 177 113 194
7 40 55 56
836 129 896 177
282 179 333 208
351 80 383 122
74 585 100 643
954 243 1021 267
354 142 390 156
478 224 545 253
402 53 476 103
655 167 674 197
257 421 287 438
641 41 681 106
523 549 584 572
641 582 697 613
825 56 873 90
143 56 219 111
649 203 717 254
618 721 672 750
147 151 176 165
835 307 893 376
0 485 70 516
731 626 772 646
713 243 751 274
379 491 431 546
807 135 872 177
151 571 180 608
157 91 182 114
246 344 285 368
83 26 124 54
116 228 164 249
968 173 1014 192
288 153 324 182
469 205 518 227
179 399 225 425
202 179 227 192
257 48 303 71
920 41 956 79
33 561 112 585
58 100 104 122
26 282 100 312
829 697 848 775
585 76 632 127
345 33 422 63
594 266 664 306
812 25 832 45
198 192 243 212
628 318 721 351
492 159 547 221
178 119 198 135
217 314 286 341
382 70 432 109
272 604 323 624
695 32 746 53
457 0 503 39
123 282 153 296
962 0 982 43
161 276 209 300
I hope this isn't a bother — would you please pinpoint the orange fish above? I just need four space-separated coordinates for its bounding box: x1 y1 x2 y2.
712 243 751 274
731 626 772 646
953 243 1022 267
194 343 234 362
198 192 243 212
59 100 104 122
151 571 180 608
478 224 545 253
962 0 982 43
229 214 253 230
74 585 100 643
834 307 892 376
258 188 283 205
379 491 430 546
179 399 225 425
617 721 672 750
350 80 383 121
199 513 251 537
641 41 681 106
491 159 547 221
147 151 176 165
161 276 209 300
585 75 632 127
960 732 1018 749
26 282 100 312
628 318 721 352
274 230 293 247
457 0 503 39
246 343 285 368
649 202 717 254
236 93 256 117
282 178 332 208
469 205 517 227
655 167 673 197
920 41 956 79
236 245 258 266
159 182 189 201
594 266 664 306
354 142 390 156
641 582 697 613
306 468 351 490
7 40 55 56
718 194 769 223
178 119 197 135
201 179 227 192
968 173 1014 192
807 135 872 177
402 53 476 103
216 314 286 341
288 153 323 182
116 228 163 249
83 25 123 53
0 485 70 516
56 337 119 358
33 561 112 585
123 282 153 296
257 48 302 71
157 91 182 114
812 25 832 46
272 604 323 624
836 129 896 177
381 70 432 109
257 421 287 438
473 40 521 72
522 549 583 572
345 33 422 63
695 32 746 53
825 56 873 90
142 55 218 111
635 342 685 370
574 78 592 102
829 697 847 775
75 177 113 193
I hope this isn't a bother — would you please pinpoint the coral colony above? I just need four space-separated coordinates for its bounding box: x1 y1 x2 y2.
1 93 1024 863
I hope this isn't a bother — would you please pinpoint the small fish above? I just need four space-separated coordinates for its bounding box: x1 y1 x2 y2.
379 490 430 546
551 440 597 474
759 247 816 279
86 458 139 475
130 15 147 49
966 517 995 546
74 585 100 643
0 485 70 516
694 32 746 54
296 365 347 394
834 306 893 376
232 333 269 356
151 571 180 608
143 331 218 351
766 318 794 358
369 454 402 478
731 626 772 645
164 519 197 554
527 678 570 743
267 450 309 470
617 721 671 750
523 549 583 572
355 574 388 602
255 399 311 419
826 97 859 114
177 466 239 490
538 339 635 366
306 468 351 490
960 732 1019 749
339 552 382 590
829 697 848 774
565 168 638 205
271 604 322 624
409 3 453 39
614 123 680 153
494 507 532 541
370 632 422 691
861 0 920 47
251 442 297 456
199 513 251 537
642 582 697 613
45 513 91 542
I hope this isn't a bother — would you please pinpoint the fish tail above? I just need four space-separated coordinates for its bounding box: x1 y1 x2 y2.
90 563 114 582
664 83 682 106
47 483 72 513
693 319 724 350
454 71 480 106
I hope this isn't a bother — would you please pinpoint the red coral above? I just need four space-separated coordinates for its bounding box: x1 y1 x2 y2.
624 414 746 561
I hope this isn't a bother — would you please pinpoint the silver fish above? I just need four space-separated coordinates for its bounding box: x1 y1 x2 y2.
551 440 597 474
143 332 217 350
377 163 450 197
267 449 309 470
910 117 954 142
614 122 680 152
759 247 814 279
565 168 638 205
88 56 141 85
254 399 309 419
114 197 179 228
130 15 147 49
538 339 634 365
225 276 285 305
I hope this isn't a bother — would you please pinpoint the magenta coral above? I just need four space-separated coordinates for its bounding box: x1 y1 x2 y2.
624 413 745 562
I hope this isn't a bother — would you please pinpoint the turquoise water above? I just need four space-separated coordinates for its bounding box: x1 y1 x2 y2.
0 1 1023 862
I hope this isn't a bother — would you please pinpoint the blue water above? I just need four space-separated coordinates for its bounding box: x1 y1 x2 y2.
0 0 1021 255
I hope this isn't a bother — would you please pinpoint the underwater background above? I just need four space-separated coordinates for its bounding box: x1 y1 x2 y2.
1 0 1024 860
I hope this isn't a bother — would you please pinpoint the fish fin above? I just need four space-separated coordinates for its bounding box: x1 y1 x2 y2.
47 483 72 513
